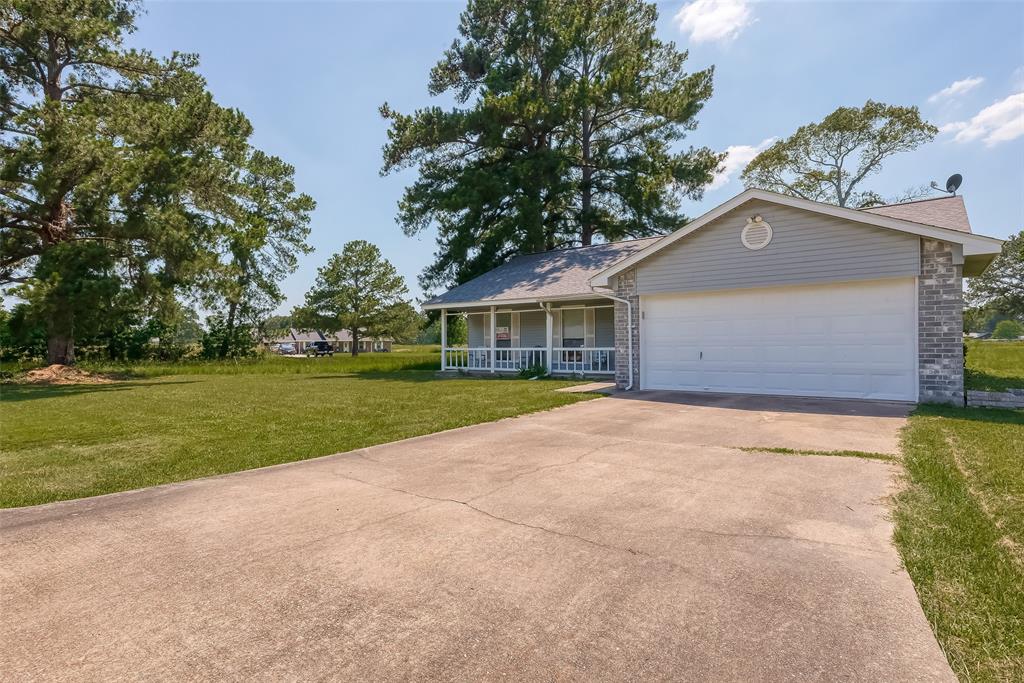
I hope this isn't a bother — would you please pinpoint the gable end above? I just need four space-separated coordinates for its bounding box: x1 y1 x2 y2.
635 200 921 295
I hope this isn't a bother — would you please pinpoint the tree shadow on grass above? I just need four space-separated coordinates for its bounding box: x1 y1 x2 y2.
915 403 1024 425
305 370 446 384
0 380 199 403
964 369 1024 394
304 370 556 384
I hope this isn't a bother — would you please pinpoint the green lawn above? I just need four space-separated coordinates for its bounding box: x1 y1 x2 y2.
893 404 1024 682
0 349 597 508
965 340 1024 392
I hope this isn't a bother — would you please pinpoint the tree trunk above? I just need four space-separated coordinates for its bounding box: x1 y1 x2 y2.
579 48 594 248
46 310 75 365
219 300 238 359
351 329 360 357
580 106 594 247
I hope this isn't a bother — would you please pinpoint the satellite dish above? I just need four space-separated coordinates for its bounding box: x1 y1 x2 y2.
945 173 963 194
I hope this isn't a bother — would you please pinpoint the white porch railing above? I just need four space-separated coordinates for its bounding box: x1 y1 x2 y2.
444 347 492 370
495 348 547 371
442 347 615 374
551 347 615 374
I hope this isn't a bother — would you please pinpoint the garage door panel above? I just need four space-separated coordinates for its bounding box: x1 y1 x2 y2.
795 316 829 335
759 319 792 335
832 373 871 393
642 279 916 401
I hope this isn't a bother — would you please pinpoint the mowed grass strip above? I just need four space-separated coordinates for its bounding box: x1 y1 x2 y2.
893 404 1024 682
736 446 894 461
0 352 597 507
965 340 1024 393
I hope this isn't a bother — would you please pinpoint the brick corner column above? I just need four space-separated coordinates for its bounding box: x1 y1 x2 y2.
918 238 964 405
613 268 640 390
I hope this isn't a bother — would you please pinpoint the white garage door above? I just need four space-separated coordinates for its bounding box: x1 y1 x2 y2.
642 278 917 401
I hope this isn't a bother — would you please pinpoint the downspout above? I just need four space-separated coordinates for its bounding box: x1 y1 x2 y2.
589 286 633 391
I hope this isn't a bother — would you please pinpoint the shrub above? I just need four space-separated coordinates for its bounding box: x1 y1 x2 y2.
518 363 548 379
992 319 1024 340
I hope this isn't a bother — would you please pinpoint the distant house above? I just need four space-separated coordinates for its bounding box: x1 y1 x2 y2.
263 328 393 354
323 330 393 354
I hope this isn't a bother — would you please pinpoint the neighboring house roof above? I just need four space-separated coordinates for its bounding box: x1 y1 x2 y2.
860 195 972 233
422 237 660 309
290 328 325 342
323 330 393 343
264 329 392 344
591 188 1003 286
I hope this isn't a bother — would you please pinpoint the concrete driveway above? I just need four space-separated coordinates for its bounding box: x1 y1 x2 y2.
1 392 952 681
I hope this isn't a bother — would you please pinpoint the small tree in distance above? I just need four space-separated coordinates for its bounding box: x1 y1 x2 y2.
991 320 1024 340
295 241 410 356
966 231 1023 320
741 101 937 208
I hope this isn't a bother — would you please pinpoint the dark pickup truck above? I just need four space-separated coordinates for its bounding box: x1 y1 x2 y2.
305 341 334 357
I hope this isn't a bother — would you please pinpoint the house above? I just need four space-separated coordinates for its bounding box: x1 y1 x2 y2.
263 328 327 354
323 330 393 353
263 328 393 354
422 188 1004 405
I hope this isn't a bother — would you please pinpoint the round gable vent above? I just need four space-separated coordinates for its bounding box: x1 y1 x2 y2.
741 215 772 250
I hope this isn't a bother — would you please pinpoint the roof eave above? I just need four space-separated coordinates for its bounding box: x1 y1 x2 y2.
422 292 607 311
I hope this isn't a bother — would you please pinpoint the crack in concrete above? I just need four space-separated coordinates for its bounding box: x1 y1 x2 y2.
464 440 632 503
332 470 648 559
332 469 886 561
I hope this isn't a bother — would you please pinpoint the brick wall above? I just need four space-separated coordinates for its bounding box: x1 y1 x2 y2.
613 268 640 389
918 239 964 405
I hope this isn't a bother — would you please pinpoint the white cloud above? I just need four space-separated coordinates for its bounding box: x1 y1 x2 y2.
709 137 775 190
940 92 1024 147
674 0 754 44
938 121 967 135
927 76 985 104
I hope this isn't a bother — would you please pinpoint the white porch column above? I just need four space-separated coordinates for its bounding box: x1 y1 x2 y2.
544 304 553 374
440 308 447 370
489 305 496 373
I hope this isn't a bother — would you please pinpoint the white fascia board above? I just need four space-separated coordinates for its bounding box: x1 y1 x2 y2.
421 293 603 311
589 188 1005 287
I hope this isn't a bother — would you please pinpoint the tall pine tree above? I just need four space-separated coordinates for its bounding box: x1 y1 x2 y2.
381 0 721 291
1 0 313 363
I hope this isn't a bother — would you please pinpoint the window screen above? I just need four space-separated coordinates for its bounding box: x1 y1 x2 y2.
561 309 585 348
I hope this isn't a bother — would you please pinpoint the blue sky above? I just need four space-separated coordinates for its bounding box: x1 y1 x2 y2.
134 0 1024 311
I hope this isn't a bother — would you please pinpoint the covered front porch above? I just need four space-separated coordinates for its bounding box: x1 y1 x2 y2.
439 301 616 376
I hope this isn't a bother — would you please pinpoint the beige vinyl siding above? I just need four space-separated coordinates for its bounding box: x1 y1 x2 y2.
635 200 921 295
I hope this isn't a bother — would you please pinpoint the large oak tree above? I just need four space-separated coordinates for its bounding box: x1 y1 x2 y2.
381 0 721 291
1 0 313 363
741 101 937 208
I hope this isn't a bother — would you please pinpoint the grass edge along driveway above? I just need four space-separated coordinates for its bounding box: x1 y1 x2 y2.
1 360 598 508
892 404 1024 682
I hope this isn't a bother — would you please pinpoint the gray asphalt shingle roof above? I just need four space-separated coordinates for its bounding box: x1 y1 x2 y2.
860 195 972 233
423 237 660 307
